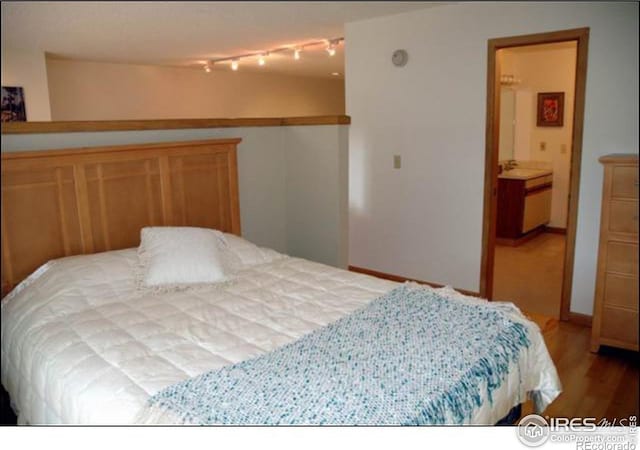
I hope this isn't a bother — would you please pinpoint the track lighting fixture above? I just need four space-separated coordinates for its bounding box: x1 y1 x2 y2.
202 37 343 72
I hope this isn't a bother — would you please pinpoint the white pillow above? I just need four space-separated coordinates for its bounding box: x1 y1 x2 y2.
219 232 285 270
138 226 228 288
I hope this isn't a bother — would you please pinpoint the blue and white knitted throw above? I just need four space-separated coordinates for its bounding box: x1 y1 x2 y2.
141 285 531 425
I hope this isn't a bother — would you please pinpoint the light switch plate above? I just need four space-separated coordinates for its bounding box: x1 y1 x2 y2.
393 155 401 169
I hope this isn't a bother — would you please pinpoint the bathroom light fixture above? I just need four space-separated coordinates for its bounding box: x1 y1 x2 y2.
203 37 343 72
203 62 212 73
500 74 521 85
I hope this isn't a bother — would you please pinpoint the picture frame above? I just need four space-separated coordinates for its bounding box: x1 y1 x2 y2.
1 86 27 122
536 92 564 127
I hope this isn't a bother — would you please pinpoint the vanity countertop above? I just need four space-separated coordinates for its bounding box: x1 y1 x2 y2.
499 168 553 180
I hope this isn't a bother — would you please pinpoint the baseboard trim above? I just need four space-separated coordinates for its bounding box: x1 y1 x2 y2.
348 265 480 297
545 226 568 235
568 312 592 327
496 226 545 247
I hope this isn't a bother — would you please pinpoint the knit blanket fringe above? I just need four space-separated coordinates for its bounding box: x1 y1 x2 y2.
406 320 529 425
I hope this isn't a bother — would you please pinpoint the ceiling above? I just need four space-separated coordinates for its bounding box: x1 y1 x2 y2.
1 1 445 78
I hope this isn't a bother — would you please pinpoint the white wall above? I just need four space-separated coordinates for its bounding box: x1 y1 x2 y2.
1 47 52 120
501 42 577 228
346 2 638 315
1 125 349 269
284 125 349 268
46 58 345 120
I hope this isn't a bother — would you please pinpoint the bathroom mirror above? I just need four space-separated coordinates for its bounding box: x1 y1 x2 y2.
498 87 516 161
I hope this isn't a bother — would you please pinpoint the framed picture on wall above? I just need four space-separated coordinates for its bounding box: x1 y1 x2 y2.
536 92 564 127
1 86 27 122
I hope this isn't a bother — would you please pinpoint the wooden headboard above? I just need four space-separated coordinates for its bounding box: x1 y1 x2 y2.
1 138 241 296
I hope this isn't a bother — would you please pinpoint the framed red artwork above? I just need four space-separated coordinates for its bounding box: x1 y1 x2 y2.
536 92 564 127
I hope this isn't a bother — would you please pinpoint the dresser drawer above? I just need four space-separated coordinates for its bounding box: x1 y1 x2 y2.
606 241 639 276
600 307 639 346
609 200 639 234
604 273 639 311
611 166 639 199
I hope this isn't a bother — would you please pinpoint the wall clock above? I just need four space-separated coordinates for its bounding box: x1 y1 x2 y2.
392 49 408 67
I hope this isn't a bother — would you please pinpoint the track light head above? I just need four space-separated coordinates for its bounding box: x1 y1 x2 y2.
326 39 341 56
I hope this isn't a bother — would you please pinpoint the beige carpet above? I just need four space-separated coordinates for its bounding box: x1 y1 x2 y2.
493 233 566 319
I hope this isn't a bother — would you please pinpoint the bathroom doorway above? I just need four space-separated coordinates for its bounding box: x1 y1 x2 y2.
479 28 589 322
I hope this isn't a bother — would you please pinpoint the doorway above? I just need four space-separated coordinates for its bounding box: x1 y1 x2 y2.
480 28 590 322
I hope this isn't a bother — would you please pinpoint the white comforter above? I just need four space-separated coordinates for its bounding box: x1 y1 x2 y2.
1 235 561 425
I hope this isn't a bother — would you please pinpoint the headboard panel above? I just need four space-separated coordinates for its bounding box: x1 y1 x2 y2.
1 138 241 295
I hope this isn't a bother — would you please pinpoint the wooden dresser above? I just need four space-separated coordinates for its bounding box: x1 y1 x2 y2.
591 154 639 352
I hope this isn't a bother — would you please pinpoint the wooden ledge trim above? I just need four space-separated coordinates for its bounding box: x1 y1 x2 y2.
0 138 242 160
348 265 481 298
1 115 351 135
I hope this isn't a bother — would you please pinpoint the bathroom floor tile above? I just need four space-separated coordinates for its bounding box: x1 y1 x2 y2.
493 232 566 318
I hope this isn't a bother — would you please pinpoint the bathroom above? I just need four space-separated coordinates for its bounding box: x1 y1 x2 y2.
493 41 577 319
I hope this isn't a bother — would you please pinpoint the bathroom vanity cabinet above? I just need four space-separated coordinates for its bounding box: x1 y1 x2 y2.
497 173 553 242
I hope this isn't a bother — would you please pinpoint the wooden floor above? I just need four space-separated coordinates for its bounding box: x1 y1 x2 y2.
494 233 566 318
522 318 639 421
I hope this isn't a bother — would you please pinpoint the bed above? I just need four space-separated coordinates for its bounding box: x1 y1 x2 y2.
0 139 561 425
